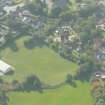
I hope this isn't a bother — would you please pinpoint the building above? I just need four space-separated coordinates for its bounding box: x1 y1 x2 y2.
96 19 105 31
0 60 14 75
95 38 105 62
0 25 9 47
41 0 68 9
94 71 105 80
9 8 43 29
55 0 68 8
97 0 105 6
3 2 24 14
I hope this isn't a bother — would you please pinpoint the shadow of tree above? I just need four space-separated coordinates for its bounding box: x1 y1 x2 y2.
8 41 19 52
65 74 77 88
24 37 46 49
74 71 91 82
13 75 44 93
43 82 65 90
2 39 19 52
5 70 15 75
0 91 9 105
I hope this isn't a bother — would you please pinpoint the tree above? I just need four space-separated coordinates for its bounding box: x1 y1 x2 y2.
66 74 73 83
92 83 105 105
23 75 43 92
0 91 8 105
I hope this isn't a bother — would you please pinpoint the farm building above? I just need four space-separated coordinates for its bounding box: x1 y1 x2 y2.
0 60 14 75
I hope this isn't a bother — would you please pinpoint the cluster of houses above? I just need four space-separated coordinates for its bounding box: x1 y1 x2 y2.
46 25 83 59
0 0 11 18
95 38 105 62
0 0 44 45
7 5 43 29
53 26 78 43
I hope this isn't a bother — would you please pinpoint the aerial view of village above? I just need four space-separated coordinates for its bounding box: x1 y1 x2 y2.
0 0 105 105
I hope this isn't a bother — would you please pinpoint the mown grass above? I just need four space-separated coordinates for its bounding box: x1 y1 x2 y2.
1 36 77 84
8 82 93 105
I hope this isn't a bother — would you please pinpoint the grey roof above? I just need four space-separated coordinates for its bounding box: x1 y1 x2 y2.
55 0 68 8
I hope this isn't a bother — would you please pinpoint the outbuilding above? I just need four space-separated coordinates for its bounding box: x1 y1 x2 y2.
0 60 14 75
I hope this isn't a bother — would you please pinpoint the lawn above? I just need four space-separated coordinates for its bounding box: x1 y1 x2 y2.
1 36 77 84
8 82 93 105
1 36 92 105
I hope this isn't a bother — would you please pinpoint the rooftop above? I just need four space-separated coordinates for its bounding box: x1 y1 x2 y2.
0 60 14 74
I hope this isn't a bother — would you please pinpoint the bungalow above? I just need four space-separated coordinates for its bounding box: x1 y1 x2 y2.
0 60 14 76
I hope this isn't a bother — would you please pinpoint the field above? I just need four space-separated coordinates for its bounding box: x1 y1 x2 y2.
1 36 92 105
8 82 92 105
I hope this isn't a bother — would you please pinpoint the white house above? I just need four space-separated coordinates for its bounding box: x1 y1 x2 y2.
0 60 14 75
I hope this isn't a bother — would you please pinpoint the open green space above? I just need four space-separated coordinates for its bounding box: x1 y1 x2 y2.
1 36 77 84
8 82 92 105
1 36 92 105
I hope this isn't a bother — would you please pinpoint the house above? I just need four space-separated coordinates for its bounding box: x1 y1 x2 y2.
96 19 105 31
41 0 68 10
94 71 105 80
0 25 9 36
0 0 13 6
0 60 14 75
60 30 69 42
95 38 105 61
53 28 69 43
40 0 54 11
0 9 6 17
3 2 24 14
10 8 43 29
0 25 9 46
97 0 105 6
55 0 68 8
95 48 105 61
54 25 79 43
77 3 88 9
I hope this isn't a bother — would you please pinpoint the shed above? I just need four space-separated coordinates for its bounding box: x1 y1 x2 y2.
0 60 14 75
